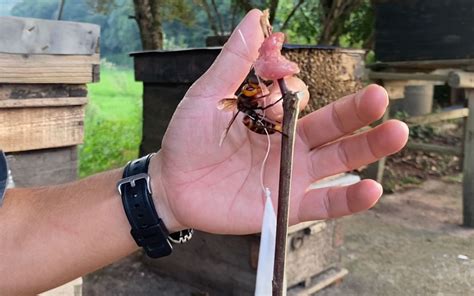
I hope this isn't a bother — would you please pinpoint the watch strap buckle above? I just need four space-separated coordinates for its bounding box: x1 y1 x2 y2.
117 173 152 195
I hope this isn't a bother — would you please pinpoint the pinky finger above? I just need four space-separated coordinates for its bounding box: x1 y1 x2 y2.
298 179 383 222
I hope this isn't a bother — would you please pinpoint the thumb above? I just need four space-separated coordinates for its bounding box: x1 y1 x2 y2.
186 9 264 100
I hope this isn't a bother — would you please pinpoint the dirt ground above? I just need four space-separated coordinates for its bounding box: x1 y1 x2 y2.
83 178 474 295
319 179 474 296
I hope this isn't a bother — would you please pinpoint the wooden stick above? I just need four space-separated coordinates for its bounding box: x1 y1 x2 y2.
272 78 300 295
463 89 474 227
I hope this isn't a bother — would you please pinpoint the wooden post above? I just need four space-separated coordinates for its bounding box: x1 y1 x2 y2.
448 71 474 88
463 89 474 227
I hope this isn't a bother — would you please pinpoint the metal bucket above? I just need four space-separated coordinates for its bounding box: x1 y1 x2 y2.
403 85 434 116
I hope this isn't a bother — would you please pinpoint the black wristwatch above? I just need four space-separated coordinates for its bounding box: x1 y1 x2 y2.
117 153 193 258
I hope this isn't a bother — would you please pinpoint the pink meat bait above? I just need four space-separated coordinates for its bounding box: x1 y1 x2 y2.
254 32 300 81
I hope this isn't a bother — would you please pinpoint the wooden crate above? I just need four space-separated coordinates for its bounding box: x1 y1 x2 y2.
0 16 100 186
143 220 344 295
6 147 78 187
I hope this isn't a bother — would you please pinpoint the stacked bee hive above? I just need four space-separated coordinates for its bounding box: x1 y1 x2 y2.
0 16 100 186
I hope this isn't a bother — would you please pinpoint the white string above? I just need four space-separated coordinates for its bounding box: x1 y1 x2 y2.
260 128 271 190
258 73 272 203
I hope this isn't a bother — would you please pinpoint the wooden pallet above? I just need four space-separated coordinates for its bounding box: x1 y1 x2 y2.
287 267 348 296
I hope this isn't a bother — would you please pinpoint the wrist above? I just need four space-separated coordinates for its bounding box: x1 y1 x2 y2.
148 152 184 233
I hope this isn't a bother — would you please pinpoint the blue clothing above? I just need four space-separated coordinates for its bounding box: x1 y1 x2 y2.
0 150 7 206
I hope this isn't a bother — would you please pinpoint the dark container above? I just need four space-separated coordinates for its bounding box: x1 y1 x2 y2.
131 48 220 155
374 0 474 61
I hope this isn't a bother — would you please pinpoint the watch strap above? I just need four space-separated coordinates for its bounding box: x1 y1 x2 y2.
118 154 173 258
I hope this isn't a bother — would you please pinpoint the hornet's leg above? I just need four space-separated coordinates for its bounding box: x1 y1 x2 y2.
258 96 284 110
219 111 241 146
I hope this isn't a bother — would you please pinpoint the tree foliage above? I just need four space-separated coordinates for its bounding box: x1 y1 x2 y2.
274 0 373 48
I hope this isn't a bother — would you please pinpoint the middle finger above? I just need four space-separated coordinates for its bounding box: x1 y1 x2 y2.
307 120 409 181
297 84 389 149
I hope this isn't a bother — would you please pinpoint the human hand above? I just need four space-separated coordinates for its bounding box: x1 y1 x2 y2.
149 9 408 235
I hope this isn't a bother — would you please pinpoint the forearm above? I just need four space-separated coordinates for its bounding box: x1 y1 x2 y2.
0 169 137 295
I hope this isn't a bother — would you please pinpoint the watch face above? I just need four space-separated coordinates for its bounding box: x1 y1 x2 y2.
0 151 7 207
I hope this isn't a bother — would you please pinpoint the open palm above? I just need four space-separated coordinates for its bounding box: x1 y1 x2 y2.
151 10 408 235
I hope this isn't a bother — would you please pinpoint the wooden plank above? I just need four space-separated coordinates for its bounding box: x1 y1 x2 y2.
0 66 93 72
0 76 93 84
406 108 469 126
0 16 99 55
0 105 85 152
0 84 88 100
0 54 98 84
448 71 474 88
6 147 77 187
0 53 100 65
368 71 448 82
369 59 474 71
406 141 462 156
0 97 87 108
463 90 474 227
287 267 348 296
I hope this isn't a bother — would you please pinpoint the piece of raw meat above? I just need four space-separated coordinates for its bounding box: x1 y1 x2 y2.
254 32 300 81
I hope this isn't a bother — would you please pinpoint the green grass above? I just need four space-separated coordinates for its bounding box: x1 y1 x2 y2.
79 67 143 177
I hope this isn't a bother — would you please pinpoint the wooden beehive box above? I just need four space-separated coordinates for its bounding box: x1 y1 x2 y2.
0 16 100 186
143 220 345 295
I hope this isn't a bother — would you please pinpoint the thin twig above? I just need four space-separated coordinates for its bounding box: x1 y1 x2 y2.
272 78 300 295
201 0 220 36
57 0 65 20
281 0 306 31
210 0 225 35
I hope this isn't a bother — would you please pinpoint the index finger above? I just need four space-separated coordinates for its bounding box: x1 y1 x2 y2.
185 9 264 100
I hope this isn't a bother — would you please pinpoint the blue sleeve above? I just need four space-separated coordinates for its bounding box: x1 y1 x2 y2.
0 150 7 207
